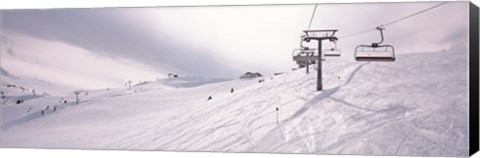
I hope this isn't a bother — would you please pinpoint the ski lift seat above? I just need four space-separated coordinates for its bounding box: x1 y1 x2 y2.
324 49 341 57
354 44 395 62
355 56 395 62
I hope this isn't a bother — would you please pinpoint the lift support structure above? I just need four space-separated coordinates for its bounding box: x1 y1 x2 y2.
302 30 338 91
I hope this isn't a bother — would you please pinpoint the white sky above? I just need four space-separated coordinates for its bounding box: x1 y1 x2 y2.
0 1 470 89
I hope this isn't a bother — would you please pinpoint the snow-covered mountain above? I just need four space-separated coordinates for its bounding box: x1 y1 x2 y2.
0 34 170 90
0 46 469 157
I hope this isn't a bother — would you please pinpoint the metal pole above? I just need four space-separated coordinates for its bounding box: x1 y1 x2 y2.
306 59 309 74
317 41 323 91
75 93 79 105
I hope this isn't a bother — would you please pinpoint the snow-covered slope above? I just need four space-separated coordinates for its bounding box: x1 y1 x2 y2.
148 76 230 88
0 46 469 157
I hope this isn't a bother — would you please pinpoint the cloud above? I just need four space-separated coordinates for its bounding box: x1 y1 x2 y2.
2 8 239 78
1 34 164 89
1 1 470 85
311 2 469 56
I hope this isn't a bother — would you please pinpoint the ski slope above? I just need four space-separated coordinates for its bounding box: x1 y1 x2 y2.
0 46 469 157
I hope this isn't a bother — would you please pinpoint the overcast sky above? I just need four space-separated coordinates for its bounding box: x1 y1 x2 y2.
0 1 469 89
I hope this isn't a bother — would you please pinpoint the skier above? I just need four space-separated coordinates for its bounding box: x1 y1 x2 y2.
41 110 44 116
53 105 57 112
230 88 234 93
207 96 212 101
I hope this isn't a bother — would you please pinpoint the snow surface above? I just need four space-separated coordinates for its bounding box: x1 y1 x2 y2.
0 46 469 157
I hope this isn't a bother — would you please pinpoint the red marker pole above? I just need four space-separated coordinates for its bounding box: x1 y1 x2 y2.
276 107 279 125
337 76 341 86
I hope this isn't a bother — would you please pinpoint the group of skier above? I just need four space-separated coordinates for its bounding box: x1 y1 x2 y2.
37 100 68 116
207 87 235 101
40 105 53 116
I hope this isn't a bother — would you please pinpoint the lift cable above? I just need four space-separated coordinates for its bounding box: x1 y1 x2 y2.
339 1 449 39
307 4 318 31
382 1 449 27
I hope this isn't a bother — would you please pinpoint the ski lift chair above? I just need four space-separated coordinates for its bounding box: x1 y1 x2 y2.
292 47 315 58
292 47 317 67
324 40 341 57
324 48 341 57
354 26 396 62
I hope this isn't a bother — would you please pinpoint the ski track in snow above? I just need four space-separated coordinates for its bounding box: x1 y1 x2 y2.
0 46 469 157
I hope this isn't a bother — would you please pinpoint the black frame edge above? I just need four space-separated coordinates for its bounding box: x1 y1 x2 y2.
470 1 480 156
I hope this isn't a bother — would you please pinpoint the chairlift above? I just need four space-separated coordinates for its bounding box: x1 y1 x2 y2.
293 34 318 65
324 40 341 57
292 47 316 61
292 47 318 67
292 47 315 57
354 26 395 62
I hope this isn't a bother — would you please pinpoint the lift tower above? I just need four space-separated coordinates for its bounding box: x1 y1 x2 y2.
303 30 338 91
